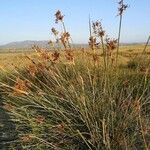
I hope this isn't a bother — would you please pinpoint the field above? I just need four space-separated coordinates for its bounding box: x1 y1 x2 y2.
0 45 149 70
0 3 150 149
0 44 150 149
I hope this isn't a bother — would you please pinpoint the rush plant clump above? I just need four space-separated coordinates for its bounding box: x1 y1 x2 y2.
0 1 150 150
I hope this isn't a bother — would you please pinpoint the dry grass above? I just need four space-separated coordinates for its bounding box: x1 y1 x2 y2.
0 45 149 70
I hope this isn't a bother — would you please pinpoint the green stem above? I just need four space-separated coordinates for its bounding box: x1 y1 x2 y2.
139 112 149 150
100 37 107 71
62 21 66 33
142 35 150 54
116 14 122 67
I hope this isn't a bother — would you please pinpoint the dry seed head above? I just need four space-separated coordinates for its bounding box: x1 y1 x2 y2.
99 31 105 37
93 21 105 37
89 36 97 50
132 98 141 113
48 40 55 48
20 134 33 143
106 38 117 56
140 67 149 74
48 40 53 44
122 79 129 87
62 32 70 40
118 0 128 16
55 10 64 23
92 54 99 63
39 49 50 60
33 45 50 60
36 63 46 71
106 38 117 51
51 51 60 62
28 64 37 77
51 27 59 36
41 52 51 60
3 103 14 112
142 126 150 135
32 45 41 53
35 115 45 124
60 32 70 48
13 78 30 96
120 100 130 112
65 50 74 62
56 38 60 43
56 122 65 132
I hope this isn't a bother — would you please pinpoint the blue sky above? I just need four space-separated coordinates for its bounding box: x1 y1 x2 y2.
0 0 150 45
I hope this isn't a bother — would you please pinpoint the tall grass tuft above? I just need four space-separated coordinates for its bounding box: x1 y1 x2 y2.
0 3 150 150
116 0 128 66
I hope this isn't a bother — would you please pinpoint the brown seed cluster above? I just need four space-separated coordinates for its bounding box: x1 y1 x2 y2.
48 40 55 49
56 122 65 132
28 64 37 77
32 45 50 60
51 10 72 50
132 98 141 113
88 20 106 52
51 51 60 62
20 134 33 143
51 27 59 36
2 103 14 112
60 32 71 49
118 0 128 16
89 36 97 50
55 10 64 23
92 21 105 37
106 38 118 56
140 67 149 74
92 54 99 63
13 78 30 95
35 115 45 124
65 50 74 62
36 63 47 71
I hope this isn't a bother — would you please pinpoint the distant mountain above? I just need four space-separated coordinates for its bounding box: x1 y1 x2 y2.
0 40 49 49
0 40 89 50
0 40 145 50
